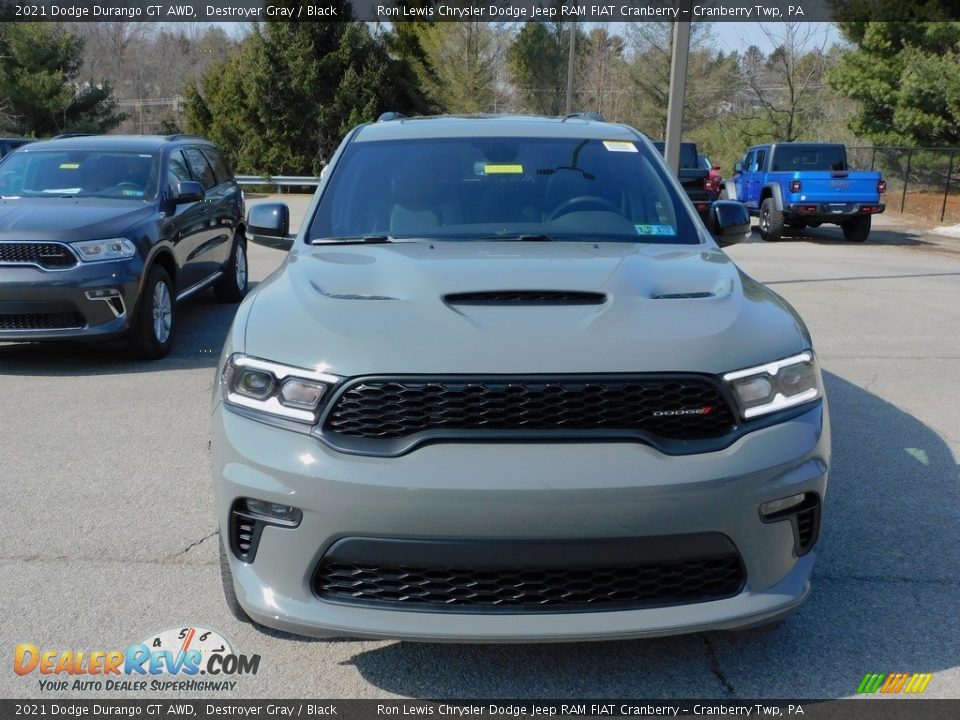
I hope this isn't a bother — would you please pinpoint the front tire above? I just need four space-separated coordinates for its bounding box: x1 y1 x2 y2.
128 265 175 360
759 198 784 242
842 215 871 242
214 233 249 302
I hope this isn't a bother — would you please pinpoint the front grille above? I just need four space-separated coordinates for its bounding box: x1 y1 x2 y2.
0 312 85 331
316 554 745 611
444 291 606 305
0 242 77 269
323 376 735 441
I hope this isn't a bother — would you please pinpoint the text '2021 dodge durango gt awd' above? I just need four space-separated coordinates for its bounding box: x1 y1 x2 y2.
0 135 247 359
212 115 830 642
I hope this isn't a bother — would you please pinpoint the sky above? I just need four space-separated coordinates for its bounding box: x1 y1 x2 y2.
712 22 841 53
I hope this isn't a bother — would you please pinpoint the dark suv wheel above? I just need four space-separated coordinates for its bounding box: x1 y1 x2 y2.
215 233 249 302
128 265 175 360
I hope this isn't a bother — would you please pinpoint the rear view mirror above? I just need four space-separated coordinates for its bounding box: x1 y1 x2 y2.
247 203 293 251
174 180 204 204
708 200 751 246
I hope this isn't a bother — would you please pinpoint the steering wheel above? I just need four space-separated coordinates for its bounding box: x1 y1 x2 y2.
548 195 620 222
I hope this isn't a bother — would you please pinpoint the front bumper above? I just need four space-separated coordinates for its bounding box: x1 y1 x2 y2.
212 402 829 642
0 259 142 341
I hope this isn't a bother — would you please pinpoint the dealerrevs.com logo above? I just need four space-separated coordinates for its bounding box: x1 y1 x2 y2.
14 626 260 692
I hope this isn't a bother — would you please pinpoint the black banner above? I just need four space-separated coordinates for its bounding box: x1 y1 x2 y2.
2 700 959 720
1 0 959 23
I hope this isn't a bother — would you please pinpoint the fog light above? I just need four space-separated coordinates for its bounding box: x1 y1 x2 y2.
760 493 806 518
85 288 126 318
244 498 302 525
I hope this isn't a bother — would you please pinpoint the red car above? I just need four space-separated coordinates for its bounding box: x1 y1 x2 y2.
699 153 723 199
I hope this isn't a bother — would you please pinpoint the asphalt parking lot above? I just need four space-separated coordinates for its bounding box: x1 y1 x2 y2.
1 197 958 700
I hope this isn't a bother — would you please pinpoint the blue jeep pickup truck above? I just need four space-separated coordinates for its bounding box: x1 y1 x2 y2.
724 143 886 242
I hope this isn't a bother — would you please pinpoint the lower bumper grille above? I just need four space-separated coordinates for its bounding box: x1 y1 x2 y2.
314 535 746 612
0 311 86 331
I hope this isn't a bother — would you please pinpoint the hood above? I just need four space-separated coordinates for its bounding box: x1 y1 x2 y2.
0 197 155 242
243 241 806 376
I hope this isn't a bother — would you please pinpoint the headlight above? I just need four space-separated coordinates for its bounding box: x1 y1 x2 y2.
73 238 137 262
723 352 820 419
221 354 339 424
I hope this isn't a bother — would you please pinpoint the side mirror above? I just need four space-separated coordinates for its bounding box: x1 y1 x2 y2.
174 180 204 204
708 200 751 246
733 161 743 174
247 203 293 251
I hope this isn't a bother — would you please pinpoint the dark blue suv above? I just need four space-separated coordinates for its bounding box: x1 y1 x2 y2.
0 135 247 358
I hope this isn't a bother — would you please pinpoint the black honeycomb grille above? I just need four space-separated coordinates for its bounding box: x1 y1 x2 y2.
0 242 77 269
316 555 745 610
323 377 734 441
0 312 85 330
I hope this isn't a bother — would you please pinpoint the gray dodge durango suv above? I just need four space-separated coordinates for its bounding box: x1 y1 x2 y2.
212 115 830 641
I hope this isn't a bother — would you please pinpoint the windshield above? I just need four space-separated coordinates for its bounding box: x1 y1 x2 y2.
0 150 159 199
309 136 701 244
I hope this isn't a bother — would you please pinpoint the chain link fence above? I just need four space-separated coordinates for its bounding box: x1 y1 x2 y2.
847 146 960 225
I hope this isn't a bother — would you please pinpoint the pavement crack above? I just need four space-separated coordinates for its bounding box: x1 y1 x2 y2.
168 529 219 559
700 634 736 695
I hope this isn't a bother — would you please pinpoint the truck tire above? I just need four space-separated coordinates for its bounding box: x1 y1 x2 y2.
759 198 784 242
842 215 871 242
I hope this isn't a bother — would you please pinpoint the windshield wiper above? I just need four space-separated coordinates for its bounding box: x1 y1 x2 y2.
476 234 558 242
310 235 398 245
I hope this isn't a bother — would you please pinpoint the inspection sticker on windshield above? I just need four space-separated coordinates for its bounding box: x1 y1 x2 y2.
58 163 80 170
603 140 637 153
636 224 676 236
476 163 524 175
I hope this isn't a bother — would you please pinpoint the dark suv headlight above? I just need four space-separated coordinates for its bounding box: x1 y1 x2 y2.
221 354 339 425
723 352 821 419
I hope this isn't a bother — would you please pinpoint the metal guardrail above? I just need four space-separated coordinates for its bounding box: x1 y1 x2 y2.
235 175 322 187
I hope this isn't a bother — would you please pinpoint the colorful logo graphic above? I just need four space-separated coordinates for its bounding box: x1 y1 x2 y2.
14 626 260 692
857 673 933 694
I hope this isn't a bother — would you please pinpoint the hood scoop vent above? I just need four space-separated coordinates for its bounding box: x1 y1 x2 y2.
444 290 607 306
651 291 716 299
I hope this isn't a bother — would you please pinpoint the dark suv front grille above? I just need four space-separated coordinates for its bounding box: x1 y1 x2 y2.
0 312 86 331
0 242 77 269
314 535 746 611
323 376 735 442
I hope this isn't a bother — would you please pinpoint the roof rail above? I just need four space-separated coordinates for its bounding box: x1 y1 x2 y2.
377 112 408 122
165 134 203 141
52 133 95 139
563 112 605 123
